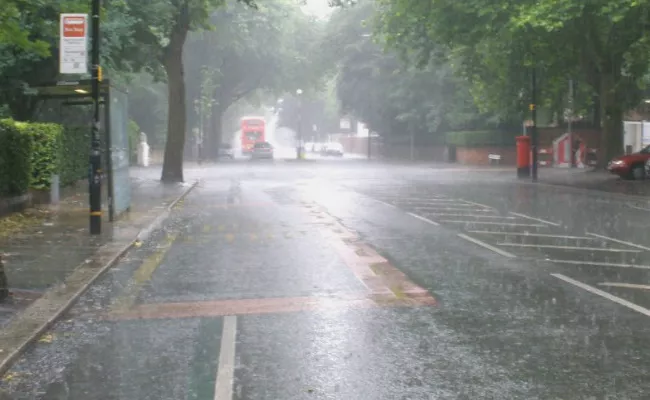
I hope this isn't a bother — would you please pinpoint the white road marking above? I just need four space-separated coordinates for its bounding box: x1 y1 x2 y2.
373 199 396 209
413 203 477 208
214 315 237 400
457 233 516 258
461 200 495 210
628 204 650 212
407 212 440 226
598 282 650 290
552 273 650 318
414 207 494 212
440 221 547 227
497 243 641 252
427 214 516 219
547 259 650 270
467 231 593 240
509 212 561 227
586 232 650 251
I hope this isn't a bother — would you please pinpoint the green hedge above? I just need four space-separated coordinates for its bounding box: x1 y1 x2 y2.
14 122 63 190
445 130 519 147
0 121 90 197
59 126 90 186
0 120 33 197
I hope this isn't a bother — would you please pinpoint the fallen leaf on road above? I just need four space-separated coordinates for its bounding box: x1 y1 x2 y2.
38 334 54 343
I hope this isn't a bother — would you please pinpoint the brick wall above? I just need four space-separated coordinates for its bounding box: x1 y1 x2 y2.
456 146 517 165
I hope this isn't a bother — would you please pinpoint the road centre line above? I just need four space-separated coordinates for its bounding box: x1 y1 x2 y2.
509 212 561 227
547 259 650 270
552 273 650 318
496 243 640 252
467 231 593 240
407 212 440 226
440 221 547 227
586 232 650 251
457 233 516 258
214 315 237 400
598 282 650 290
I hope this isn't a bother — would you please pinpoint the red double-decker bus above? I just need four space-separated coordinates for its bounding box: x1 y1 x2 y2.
241 116 265 154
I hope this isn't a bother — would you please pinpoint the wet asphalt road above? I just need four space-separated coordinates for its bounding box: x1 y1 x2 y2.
4 159 650 399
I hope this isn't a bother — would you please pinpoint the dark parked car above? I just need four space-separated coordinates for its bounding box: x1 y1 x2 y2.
251 141 274 160
218 143 234 159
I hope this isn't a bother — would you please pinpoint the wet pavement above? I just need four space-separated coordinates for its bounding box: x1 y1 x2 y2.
0 167 204 328
3 160 650 398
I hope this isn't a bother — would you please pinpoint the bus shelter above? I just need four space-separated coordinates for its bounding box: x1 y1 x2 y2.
25 79 131 222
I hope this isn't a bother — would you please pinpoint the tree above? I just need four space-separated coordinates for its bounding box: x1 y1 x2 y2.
183 0 321 159
126 0 256 182
376 0 650 164
326 0 494 145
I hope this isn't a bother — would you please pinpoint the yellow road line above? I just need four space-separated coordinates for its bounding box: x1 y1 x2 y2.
110 233 178 311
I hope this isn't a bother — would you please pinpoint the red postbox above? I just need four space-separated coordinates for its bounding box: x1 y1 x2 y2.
516 136 531 178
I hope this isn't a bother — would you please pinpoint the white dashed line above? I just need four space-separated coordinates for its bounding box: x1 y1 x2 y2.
585 232 650 251
457 233 516 258
552 273 650 318
407 212 440 226
598 282 650 290
546 260 650 270
214 315 237 400
509 212 561 227
497 243 640 252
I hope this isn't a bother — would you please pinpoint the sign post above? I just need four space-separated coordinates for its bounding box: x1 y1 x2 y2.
60 9 101 234
59 14 88 75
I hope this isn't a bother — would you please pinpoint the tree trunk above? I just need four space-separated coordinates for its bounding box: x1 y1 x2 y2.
205 105 224 160
161 53 187 182
160 5 191 183
598 74 623 169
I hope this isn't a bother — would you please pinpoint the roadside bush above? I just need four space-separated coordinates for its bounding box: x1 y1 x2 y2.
0 119 33 197
14 122 63 190
445 130 518 147
59 126 90 186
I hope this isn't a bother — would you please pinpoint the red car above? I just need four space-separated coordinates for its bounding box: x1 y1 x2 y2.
607 145 650 180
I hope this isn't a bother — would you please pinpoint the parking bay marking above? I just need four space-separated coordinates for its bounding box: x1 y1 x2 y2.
586 232 650 252
407 212 440 226
496 243 641 252
426 214 516 219
552 273 650 318
457 233 516 258
467 231 593 240
414 207 495 213
439 221 547 227
509 212 561 227
546 259 650 270
598 282 650 290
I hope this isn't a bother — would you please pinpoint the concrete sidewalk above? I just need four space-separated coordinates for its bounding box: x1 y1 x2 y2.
0 166 201 373
533 167 650 198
